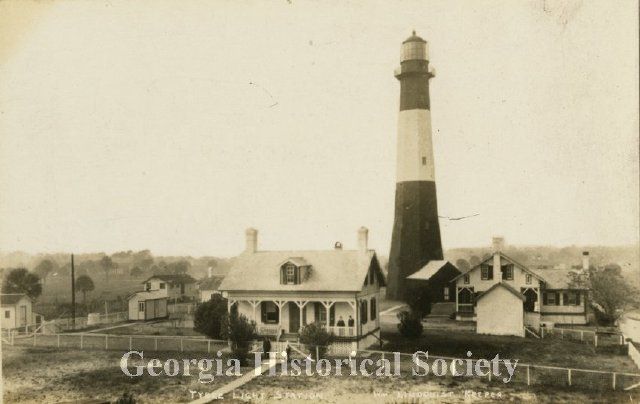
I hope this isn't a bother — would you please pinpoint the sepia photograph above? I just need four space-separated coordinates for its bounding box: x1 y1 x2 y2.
0 1 638 402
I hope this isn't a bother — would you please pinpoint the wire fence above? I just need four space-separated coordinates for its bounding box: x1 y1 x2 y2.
11 332 229 354
7 331 640 392
355 350 640 392
540 327 625 347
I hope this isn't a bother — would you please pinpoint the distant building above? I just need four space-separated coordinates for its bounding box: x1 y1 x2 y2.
1 294 42 329
127 290 168 321
219 227 385 350
142 274 198 302
406 260 460 315
198 276 224 302
452 239 590 336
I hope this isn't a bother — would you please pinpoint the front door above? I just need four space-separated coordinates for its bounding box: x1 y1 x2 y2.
523 289 537 312
288 302 300 333
19 306 27 326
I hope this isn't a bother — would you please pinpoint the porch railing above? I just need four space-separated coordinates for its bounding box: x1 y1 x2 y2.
325 325 356 337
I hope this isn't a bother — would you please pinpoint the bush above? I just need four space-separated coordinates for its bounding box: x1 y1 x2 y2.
221 307 256 365
397 310 423 338
298 322 334 359
406 285 432 318
193 295 228 339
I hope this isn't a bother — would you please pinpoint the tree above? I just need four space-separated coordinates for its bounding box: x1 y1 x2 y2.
167 260 190 275
130 267 144 277
469 256 481 267
406 284 432 318
76 275 95 303
604 263 622 276
99 256 115 282
194 294 228 339
298 322 334 360
221 307 256 365
585 268 637 325
455 259 470 272
397 310 423 338
34 259 56 285
2 268 42 299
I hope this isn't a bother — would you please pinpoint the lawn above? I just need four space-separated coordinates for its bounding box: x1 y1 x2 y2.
2 345 247 403
239 365 640 403
381 328 637 372
97 320 205 337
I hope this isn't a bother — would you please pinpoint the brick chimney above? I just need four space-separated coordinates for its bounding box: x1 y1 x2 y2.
492 236 504 271
358 227 369 253
582 251 590 272
245 228 258 254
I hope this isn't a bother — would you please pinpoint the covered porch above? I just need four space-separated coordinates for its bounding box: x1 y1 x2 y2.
228 298 359 338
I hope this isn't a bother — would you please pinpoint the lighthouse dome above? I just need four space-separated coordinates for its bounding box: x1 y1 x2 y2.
402 31 427 44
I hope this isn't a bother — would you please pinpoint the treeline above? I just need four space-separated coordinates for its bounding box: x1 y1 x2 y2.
0 250 232 286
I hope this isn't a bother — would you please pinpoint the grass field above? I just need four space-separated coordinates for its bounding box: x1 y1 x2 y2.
97 320 205 337
381 328 637 372
3 346 639 403
2 346 247 403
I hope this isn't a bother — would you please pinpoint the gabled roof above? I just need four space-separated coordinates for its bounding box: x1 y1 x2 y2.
451 252 545 283
220 250 385 292
199 276 224 291
407 260 458 281
476 282 525 302
127 290 167 301
143 274 197 284
530 268 587 290
278 257 309 267
0 293 31 306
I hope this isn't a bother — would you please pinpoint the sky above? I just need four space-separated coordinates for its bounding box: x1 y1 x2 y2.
0 0 638 257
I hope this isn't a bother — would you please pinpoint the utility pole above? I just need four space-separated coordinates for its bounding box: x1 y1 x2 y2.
71 254 76 330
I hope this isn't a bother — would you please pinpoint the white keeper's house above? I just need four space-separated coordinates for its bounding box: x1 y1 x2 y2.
451 238 590 337
219 227 385 350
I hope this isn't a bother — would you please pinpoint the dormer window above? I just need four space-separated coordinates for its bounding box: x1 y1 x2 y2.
279 258 311 285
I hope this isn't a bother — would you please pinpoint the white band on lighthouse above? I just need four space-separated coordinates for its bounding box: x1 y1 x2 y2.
396 109 435 182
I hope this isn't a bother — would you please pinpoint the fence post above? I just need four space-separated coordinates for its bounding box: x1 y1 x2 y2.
57 334 60 348
567 369 572 386
80 334 84 349
526 365 530 386
561 329 564 339
581 331 584 341
155 337 158 351
541 327 544 338
105 335 109 349
488 370 492 382
316 345 319 360
595 334 598 347
381 352 385 362
207 340 211 353
612 373 616 390
33 332 36 347
129 336 132 350
619 335 623 345
180 338 184 352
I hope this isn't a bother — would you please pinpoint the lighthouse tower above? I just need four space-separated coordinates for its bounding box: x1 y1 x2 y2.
386 32 443 300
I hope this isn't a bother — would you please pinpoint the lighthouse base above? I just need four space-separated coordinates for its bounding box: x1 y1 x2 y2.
386 180 443 301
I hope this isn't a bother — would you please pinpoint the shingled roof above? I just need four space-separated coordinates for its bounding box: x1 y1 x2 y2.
0 294 31 306
143 274 197 284
219 250 385 292
199 276 224 291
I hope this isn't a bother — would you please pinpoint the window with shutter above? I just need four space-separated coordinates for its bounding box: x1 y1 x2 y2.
360 301 368 324
370 298 377 320
261 302 279 323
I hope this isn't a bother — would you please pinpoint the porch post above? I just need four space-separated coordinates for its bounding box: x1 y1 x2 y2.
321 300 335 332
295 301 307 330
274 300 285 337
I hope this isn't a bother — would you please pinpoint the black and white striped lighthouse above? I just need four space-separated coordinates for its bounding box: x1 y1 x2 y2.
386 32 443 300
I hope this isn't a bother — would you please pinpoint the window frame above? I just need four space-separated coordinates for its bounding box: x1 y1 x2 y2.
4 310 10 319
463 274 470 284
262 301 279 324
525 274 532 285
138 302 145 312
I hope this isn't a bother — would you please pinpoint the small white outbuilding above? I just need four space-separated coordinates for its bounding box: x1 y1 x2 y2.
127 290 168 321
475 282 525 337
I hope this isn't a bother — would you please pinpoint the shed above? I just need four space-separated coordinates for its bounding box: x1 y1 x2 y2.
475 282 525 337
1 294 33 329
128 291 168 321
